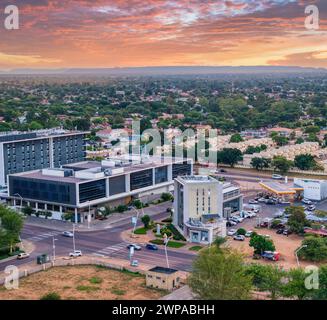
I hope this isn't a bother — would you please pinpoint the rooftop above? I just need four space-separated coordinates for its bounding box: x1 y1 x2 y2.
10 155 191 184
0 128 88 143
179 175 217 183
148 266 178 275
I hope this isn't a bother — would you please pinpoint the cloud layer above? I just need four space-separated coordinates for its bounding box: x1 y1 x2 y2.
0 0 326 68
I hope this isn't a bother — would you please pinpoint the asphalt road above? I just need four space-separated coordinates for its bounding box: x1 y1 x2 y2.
0 209 196 272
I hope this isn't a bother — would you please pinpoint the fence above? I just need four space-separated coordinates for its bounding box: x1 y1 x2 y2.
0 256 147 286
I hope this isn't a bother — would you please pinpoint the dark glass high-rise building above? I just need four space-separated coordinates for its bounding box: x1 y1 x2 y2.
0 130 88 186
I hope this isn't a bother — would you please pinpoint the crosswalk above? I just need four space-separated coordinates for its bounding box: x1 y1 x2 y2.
26 231 62 242
94 242 128 257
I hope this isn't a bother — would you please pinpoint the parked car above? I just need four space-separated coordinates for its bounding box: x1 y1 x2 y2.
69 250 82 257
302 198 312 205
283 229 292 236
247 211 257 218
62 231 74 238
266 199 277 205
146 244 158 251
233 235 245 241
272 174 283 180
276 228 284 234
227 229 237 236
233 216 244 223
258 198 267 203
127 244 142 251
245 231 253 237
261 251 280 261
130 260 139 267
230 217 239 224
226 220 237 227
17 253 30 260
260 222 269 228
248 199 259 204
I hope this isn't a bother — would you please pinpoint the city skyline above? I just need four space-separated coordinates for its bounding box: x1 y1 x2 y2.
0 0 326 69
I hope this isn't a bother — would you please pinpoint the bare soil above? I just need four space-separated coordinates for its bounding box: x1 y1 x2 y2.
0 265 166 300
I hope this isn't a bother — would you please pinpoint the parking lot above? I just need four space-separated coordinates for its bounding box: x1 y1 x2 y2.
225 194 325 269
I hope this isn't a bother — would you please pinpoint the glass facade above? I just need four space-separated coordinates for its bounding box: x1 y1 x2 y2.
172 163 191 179
109 175 126 196
155 166 168 184
130 169 153 191
9 176 76 205
79 179 106 203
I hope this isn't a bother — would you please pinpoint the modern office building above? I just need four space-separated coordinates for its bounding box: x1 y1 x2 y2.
7 155 193 223
0 129 88 187
173 175 243 244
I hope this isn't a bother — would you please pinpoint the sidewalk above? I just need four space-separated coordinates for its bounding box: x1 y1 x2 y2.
24 201 172 232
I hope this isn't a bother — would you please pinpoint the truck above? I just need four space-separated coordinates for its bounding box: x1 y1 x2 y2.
261 251 280 261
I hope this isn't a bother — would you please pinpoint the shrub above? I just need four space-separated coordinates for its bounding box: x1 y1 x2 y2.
237 228 246 236
117 205 127 213
22 206 34 216
167 224 186 241
40 292 61 300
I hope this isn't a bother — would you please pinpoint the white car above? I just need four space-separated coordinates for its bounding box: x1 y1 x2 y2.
302 198 312 205
62 231 74 238
227 229 237 236
17 253 30 260
248 199 259 204
127 244 142 251
245 231 253 237
258 198 267 203
272 174 283 180
69 250 82 257
247 212 257 218
233 216 244 223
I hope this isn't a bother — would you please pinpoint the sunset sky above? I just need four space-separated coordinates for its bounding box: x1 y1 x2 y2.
0 0 326 69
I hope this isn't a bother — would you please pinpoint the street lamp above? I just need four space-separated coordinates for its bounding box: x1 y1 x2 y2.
163 233 172 269
14 193 23 211
73 224 76 253
295 245 308 267
52 236 58 262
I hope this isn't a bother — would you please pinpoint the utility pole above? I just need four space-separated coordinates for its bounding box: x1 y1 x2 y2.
73 224 76 252
52 236 58 262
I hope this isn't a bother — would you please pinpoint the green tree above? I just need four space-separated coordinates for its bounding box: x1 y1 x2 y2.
294 154 317 171
188 247 252 300
229 133 243 143
311 265 327 300
249 234 275 255
250 157 271 171
298 236 327 262
0 207 24 253
282 268 312 300
161 192 173 202
245 264 285 300
141 215 151 229
271 156 293 175
286 206 310 234
272 135 289 146
217 148 243 167
295 137 305 144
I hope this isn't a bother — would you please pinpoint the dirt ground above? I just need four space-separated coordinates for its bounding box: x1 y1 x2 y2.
227 228 317 269
0 265 165 300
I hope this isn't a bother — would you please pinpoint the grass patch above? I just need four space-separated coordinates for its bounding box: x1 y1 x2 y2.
189 245 203 251
134 227 148 235
121 268 143 278
150 239 186 248
40 292 61 300
111 288 126 296
89 276 103 284
76 285 100 293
